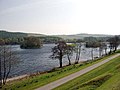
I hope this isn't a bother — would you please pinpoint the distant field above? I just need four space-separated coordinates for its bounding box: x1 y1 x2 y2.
54 55 120 90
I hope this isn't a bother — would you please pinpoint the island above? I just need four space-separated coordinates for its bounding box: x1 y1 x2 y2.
20 37 43 49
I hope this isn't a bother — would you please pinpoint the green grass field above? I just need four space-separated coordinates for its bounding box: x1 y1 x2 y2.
3 54 115 90
54 55 120 90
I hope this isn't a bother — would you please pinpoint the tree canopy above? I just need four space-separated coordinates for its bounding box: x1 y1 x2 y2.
20 37 43 49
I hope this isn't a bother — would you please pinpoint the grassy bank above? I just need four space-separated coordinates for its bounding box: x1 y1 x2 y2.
3 54 115 90
54 55 120 90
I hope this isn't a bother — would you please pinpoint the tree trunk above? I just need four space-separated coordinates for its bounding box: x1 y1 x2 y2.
3 47 6 85
67 54 71 65
99 48 101 57
77 45 81 61
0 51 2 88
75 46 78 61
59 51 62 68
59 59 62 68
114 46 117 52
75 45 81 64
4 53 12 85
109 48 112 54
105 48 107 55
91 48 94 60
75 50 78 64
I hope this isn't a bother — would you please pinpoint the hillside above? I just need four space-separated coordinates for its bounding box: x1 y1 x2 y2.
0 30 113 40
0 30 27 38
0 30 62 44
0 30 45 38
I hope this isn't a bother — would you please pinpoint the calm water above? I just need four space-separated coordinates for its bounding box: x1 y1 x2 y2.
9 44 119 77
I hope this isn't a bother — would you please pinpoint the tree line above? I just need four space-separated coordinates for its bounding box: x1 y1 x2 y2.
51 35 120 68
0 36 62 45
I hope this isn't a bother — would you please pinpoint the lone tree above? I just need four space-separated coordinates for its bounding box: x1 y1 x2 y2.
20 37 42 49
51 41 67 68
0 44 18 88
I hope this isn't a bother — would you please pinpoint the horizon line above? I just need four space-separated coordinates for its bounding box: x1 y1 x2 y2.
0 29 118 36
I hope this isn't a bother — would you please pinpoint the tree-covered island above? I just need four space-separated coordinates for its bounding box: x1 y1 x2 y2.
20 37 43 49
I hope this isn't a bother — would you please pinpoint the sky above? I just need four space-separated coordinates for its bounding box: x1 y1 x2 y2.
0 0 120 35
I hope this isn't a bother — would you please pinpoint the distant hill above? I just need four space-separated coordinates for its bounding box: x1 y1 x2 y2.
0 30 113 40
54 33 113 40
27 33 45 37
0 30 62 44
0 30 27 38
0 30 45 38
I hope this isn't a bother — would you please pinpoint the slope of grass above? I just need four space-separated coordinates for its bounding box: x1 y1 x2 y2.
54 55 120 90
96 64 120 90
3 54 114 90
80 73 112 88
97 73 120 90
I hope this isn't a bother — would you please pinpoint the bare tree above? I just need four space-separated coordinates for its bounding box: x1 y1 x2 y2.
0 45 17 88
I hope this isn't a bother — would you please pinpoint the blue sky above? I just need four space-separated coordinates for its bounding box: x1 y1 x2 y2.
0 0 120 35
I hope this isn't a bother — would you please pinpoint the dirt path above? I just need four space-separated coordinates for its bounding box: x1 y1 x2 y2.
35 54 120 90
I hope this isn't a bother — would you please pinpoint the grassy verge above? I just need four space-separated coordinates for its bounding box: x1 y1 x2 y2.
115 49 120 53
3 54 115 90
53 55 120 90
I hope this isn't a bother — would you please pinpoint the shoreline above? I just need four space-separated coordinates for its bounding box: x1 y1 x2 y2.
7 74 29 82
6 60 86 83
6 58 99 83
